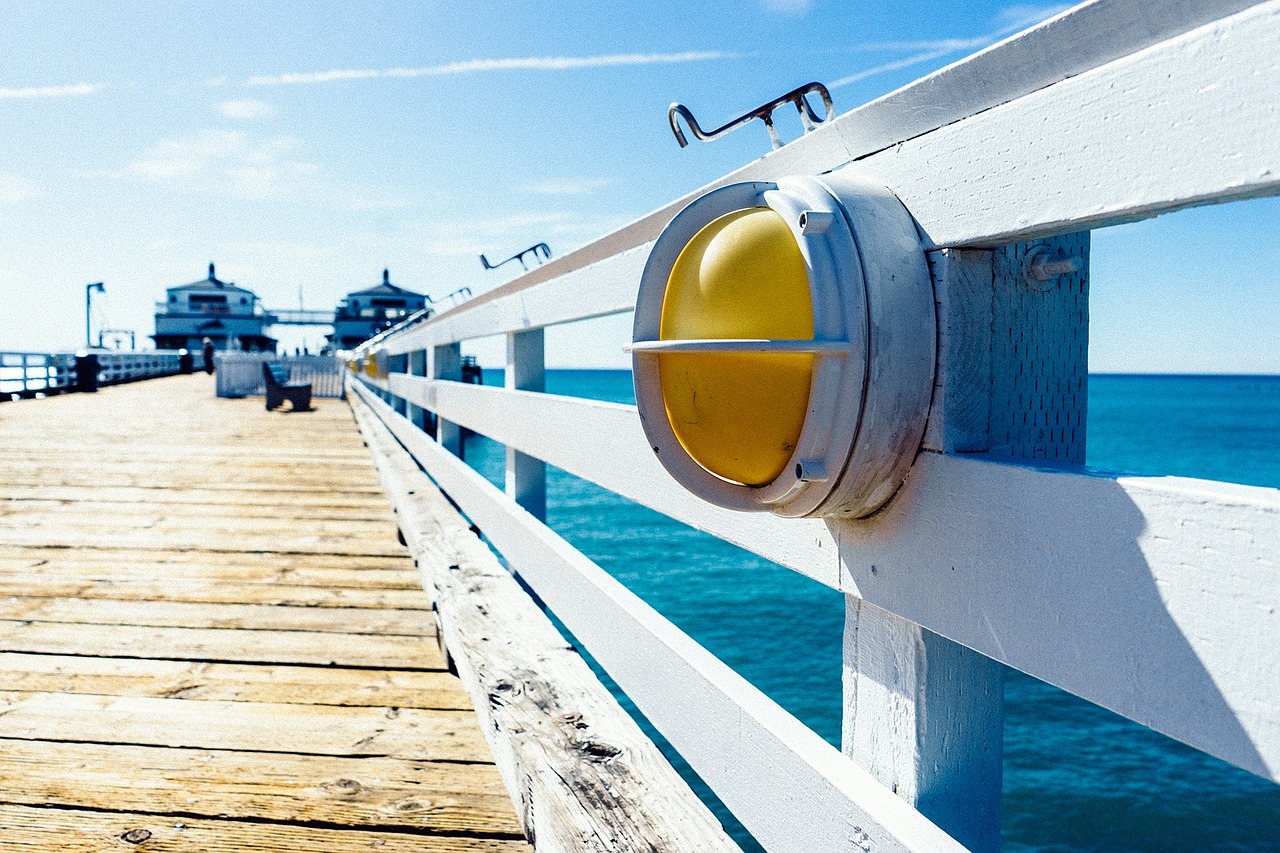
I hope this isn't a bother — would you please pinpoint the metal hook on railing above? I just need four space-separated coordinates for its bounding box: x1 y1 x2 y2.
479 242 553 272
668 82 834 152
443 286 472 308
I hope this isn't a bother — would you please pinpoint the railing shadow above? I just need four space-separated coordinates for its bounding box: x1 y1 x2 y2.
832 453 1273 780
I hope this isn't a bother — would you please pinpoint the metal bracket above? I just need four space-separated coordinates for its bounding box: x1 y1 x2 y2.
668 82 834 151
480 243 552 272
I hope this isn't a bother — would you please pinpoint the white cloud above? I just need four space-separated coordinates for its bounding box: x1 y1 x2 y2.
0 172 39 204
517 178 615 196
830 48 954 88
830 3 1073 90
126 128 407 211
997 3 1073 30
247 51 737 86
0 82 105 101
128 129 314 196
216 99 277 120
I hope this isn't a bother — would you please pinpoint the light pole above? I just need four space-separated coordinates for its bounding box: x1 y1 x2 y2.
85 282 105 347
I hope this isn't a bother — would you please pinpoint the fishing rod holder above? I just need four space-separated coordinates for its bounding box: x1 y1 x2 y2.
668 82 834 151
480 243 552 272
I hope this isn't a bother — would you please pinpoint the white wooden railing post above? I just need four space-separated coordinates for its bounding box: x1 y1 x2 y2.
841 234 1089 853
505 329 546 520
432 343 463 456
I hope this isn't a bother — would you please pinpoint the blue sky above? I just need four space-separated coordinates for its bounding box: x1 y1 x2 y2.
1 0 1276 371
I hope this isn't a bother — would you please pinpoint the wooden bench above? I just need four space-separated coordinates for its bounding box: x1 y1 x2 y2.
262 362 312 411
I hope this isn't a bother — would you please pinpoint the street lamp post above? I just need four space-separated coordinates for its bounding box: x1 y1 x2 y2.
85 282 105 347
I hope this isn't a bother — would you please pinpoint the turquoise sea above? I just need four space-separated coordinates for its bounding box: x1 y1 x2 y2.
462 370 1280 853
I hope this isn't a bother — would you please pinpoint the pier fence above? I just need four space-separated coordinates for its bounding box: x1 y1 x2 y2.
0 350 189 399
348 1 1280 850
214 353 346 399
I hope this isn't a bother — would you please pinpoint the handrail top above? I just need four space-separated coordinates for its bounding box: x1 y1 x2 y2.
380 0 1264 343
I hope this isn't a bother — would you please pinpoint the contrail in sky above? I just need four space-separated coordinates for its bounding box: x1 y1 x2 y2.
0 82 105 100
247 51 738 86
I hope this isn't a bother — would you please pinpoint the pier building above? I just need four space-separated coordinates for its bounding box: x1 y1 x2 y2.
330 269 430 350
153 263 277 352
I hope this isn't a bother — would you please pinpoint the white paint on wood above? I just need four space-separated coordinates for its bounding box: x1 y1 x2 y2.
853 2 1280 247
844 601 1004 853
379 373 841 588
838 453 1280 782
385 247 646 356
377 0 1278 357
350 381 968 853
358 374 1280 782
351 394 740 853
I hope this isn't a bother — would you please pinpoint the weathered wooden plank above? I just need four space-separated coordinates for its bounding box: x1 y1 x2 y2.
0 653 471 709
0 544 416 574
0 499 397 525
352 393 743 852
0 483 391 509
0 620 444 669
352 382 965 853
0 377 526 849
0 739 520 835
0 576 428 609
0 528 406 556
0 597 432 635
0 470 387 493
0 507 395 534
0 804 527 852
0 692 491 762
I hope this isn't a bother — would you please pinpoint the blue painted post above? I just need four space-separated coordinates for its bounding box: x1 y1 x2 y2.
505 329 546 520
841 234 1089 853
433 343 463 457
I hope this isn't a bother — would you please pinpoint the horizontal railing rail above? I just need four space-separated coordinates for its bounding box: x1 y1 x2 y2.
0 351 78 398
95 351 188 386
1 350 190 398
349 1 1280 850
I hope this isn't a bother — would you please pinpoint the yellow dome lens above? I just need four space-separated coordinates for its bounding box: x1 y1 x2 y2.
658 207 814 486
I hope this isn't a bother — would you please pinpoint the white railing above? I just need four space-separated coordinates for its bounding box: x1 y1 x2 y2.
214 353 346 399
0 352 78 397
348 1 1280 850
95 351 187 386
0 350 188 398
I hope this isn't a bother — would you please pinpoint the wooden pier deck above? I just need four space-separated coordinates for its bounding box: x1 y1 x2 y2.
0 375 529 851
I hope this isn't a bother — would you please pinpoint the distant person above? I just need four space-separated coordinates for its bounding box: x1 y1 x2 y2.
202 338 215 374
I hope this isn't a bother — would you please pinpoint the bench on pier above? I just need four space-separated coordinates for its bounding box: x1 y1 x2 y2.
262 362 312 411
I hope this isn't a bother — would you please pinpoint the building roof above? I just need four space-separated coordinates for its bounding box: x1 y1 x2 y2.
346 269 427 300
167 262 257 296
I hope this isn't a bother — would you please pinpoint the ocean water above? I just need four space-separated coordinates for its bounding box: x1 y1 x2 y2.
461 370 1280 852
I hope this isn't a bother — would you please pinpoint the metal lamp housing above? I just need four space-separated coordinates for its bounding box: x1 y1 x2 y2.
631 174 935 518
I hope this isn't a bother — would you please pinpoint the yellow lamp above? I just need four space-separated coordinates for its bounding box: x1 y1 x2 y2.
660 207 814 486
631 174 935 518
